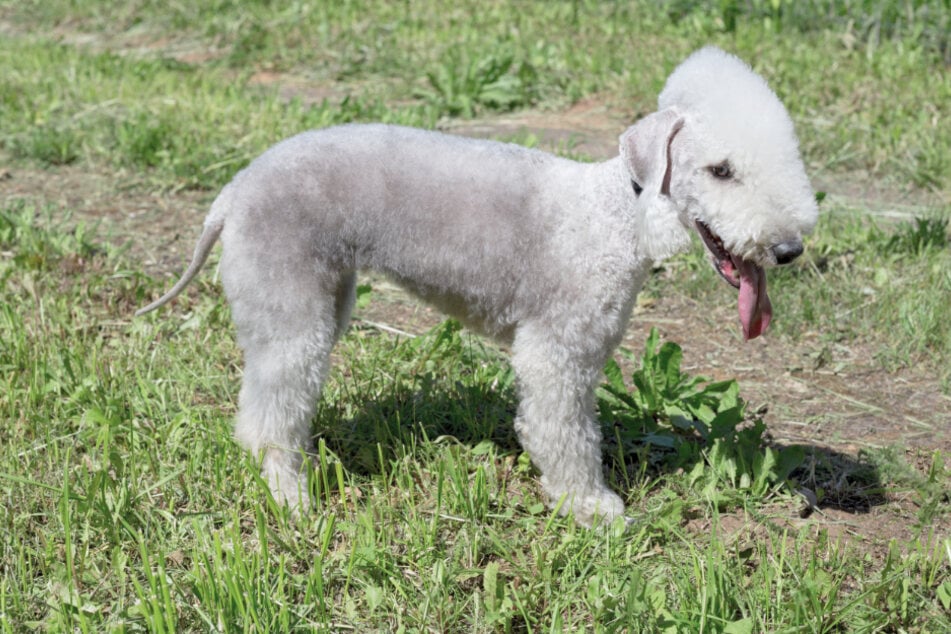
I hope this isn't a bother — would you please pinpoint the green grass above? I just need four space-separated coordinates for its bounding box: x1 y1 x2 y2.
1 202 948 631
0 41 437 189
1 0 949 189
1 0 950 631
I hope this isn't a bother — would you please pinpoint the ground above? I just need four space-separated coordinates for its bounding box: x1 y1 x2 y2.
2 92 948 553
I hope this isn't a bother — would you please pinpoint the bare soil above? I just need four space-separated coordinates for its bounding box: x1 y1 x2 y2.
3 83 948 552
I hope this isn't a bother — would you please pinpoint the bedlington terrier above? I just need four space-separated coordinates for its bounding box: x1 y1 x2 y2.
137 46 818 526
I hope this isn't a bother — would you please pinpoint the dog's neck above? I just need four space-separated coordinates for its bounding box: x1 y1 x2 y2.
582 157 641 218
586 156 691 265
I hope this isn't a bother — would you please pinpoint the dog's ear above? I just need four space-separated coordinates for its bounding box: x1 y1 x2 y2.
619 108 685 197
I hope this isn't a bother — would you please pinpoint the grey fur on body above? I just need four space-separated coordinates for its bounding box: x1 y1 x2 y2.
137 47 818 527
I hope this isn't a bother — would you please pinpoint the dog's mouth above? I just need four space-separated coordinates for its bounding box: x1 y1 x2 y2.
695 220 772 340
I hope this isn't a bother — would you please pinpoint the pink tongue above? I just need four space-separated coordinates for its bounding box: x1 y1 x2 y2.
736 259 772 340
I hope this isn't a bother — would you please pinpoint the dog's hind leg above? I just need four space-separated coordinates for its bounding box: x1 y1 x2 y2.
510 322 625 527
223 254 347 511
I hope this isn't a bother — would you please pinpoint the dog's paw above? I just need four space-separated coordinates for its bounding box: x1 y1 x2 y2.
261 448 311 514
553 488 626 528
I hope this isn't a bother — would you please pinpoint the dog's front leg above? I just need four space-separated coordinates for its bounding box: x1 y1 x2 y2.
510 323 624 527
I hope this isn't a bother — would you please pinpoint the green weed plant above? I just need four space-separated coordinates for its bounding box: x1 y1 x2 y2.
601 329 804 507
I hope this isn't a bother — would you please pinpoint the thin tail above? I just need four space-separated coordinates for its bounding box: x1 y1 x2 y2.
135 215 226 317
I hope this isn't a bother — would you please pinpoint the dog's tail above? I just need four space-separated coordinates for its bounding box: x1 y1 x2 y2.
134 187 231 317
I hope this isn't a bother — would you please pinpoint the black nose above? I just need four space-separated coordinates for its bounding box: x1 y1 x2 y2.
772 240 803 264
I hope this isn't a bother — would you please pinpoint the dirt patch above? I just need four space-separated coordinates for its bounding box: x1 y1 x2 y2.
248 71 350 107
1 154 212 276
625 295 951 454
0 15 226 65
446 95 630 160
812 170 950 216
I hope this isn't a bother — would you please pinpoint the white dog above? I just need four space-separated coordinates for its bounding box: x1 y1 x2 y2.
137 47 817 526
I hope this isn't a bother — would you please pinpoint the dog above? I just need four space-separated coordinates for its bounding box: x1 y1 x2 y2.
137 47 818 526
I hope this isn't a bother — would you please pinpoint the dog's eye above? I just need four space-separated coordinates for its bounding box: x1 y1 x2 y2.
709 161 733 180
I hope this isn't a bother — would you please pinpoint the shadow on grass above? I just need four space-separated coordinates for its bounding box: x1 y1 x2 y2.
310 371 892 517
783 443 889 514
312 377 521 477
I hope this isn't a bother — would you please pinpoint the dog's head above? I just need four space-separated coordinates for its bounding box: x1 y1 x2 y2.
619 46 818 340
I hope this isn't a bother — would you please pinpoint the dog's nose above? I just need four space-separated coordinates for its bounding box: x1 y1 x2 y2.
772 240 803 264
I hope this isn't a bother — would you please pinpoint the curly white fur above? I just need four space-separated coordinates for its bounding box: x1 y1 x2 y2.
137 47 817 527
